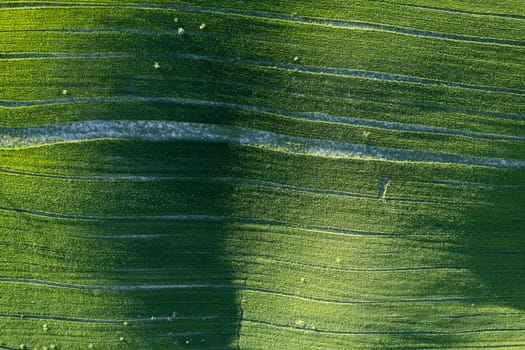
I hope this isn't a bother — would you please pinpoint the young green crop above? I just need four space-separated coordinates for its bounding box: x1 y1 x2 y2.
1 1 524 349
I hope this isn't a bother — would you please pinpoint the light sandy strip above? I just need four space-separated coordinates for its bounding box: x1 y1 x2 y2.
0 120 523 168
2 96 523 139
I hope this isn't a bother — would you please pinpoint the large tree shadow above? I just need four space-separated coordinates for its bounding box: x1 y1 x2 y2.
379 167 525 348
0 3 271 348
0 140 244 349
2 2 524 349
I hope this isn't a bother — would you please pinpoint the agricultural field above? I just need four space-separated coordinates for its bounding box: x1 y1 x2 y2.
0 0 524 349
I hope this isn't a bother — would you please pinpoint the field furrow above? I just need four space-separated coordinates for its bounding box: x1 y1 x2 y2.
1 1 524 349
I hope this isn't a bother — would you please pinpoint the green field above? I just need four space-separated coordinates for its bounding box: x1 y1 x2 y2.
1 1 524 349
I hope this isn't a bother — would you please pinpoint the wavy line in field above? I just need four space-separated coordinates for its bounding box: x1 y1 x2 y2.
0 2 82 8
173 53 525 95
457 328 525 334
243 318 439 335
155 332 237 344
234 254 464 273
0 313 162 323
0 169 379 199
142 6 525 47
0 52 130 60
362 97 525 121
423 179 524 189
2 91 523 125
0 312 229 324
0 167 179 181
439 313 496 319
300 18 525 47
1 277 520 305
1 120 523 168
2 96 522 140
0 28 183 35
292 111 524 141
119 5 525 48
3 2 523 47
243 287 524 305
0 168 508 204
1 170 484 205
406 345 525 349
2 43 523 102
0 278 234 291
131 75 525 122
0 205 229 221
81 234 164 239
392 2 525 20
243 318 525 336
384 196 489 206
0 208 391 237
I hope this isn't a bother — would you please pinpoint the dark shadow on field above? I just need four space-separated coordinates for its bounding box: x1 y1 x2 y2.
380 178 525 348
9 3 525 349
461 195 525 309
0 7 265 348
87 142 244 349
0 3 282 348
0 141 243 349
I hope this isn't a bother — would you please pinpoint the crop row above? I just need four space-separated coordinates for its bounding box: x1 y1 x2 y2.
1 55 523 126
1 9 524 90
2 1 524 42
2 140 525 185
2 1 524 349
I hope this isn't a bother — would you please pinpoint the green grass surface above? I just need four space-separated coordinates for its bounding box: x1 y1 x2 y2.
1 1 524 349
